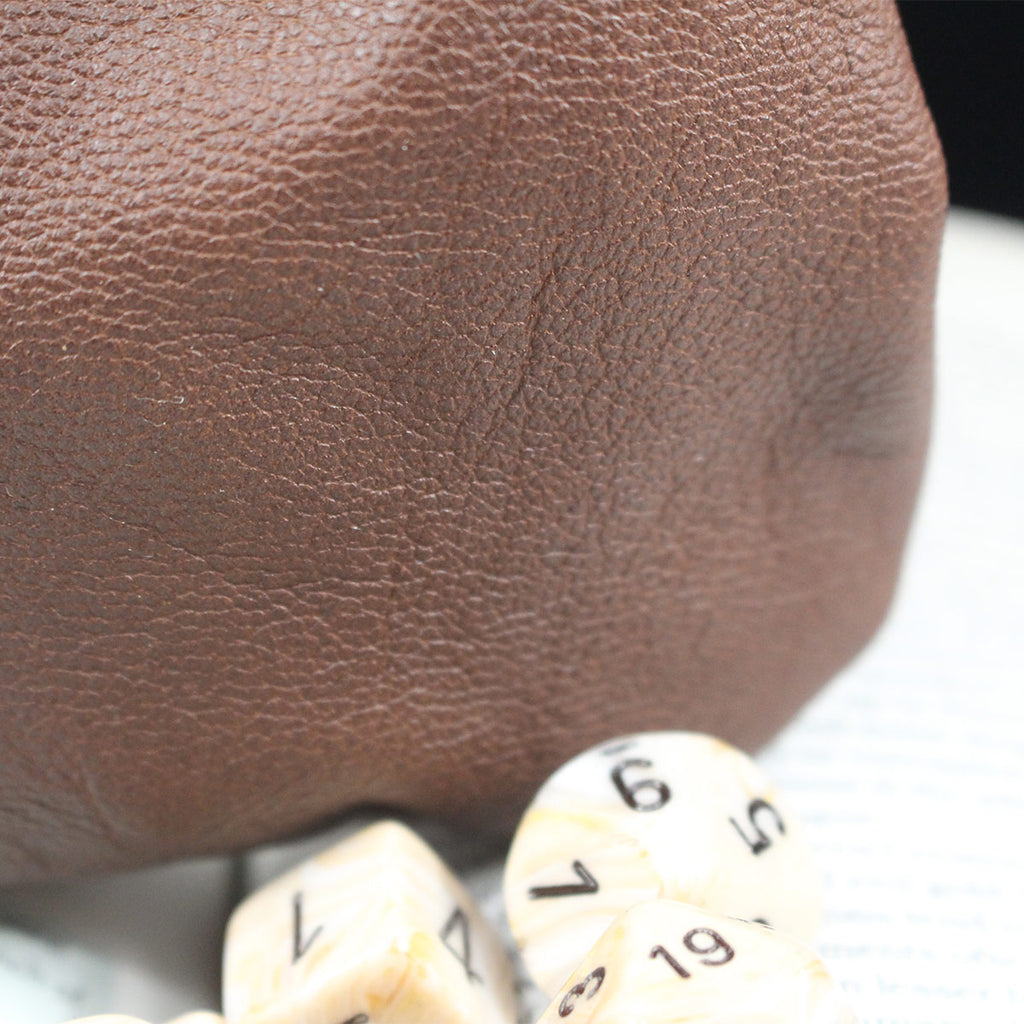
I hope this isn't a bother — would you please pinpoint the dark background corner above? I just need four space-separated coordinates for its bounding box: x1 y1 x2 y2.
896 0 1024 221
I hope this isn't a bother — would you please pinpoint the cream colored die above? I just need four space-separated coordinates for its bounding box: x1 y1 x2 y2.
223 820 517 1024
504 731 822 995
539 900 856 1024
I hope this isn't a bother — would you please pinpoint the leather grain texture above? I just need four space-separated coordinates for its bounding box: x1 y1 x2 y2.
0 1 945 883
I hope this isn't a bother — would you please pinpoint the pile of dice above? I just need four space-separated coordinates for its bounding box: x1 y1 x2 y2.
62 731 857 1024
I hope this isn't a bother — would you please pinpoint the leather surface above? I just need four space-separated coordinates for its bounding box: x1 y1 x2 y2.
0 1 945 883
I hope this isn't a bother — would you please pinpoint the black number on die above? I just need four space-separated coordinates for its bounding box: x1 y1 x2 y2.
610 759 671 811
650 928 734 978
440 906 482 983
558 966 606 1017
729 798 786 855
649 944 691 978
292 891 323 963
529 860 599 899
684 927 735 965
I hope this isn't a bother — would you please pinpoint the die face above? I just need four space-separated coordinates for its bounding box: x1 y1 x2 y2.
504 808 664 995
223 821 516 1024
504 732 822 995
539 900 856 1024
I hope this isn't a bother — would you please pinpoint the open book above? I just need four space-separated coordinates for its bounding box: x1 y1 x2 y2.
2 209 1021 1024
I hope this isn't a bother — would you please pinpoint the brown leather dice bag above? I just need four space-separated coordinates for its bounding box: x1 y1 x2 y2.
0 2 945 883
